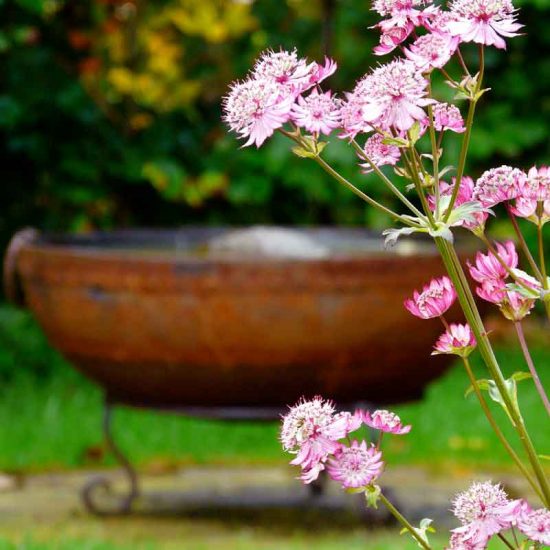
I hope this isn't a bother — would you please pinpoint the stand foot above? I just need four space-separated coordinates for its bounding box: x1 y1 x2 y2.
81 400 139 515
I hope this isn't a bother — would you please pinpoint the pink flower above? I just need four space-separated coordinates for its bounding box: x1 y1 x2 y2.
432 103 466 133
347 59 434 132
359 134 401 173
360 409 411 435
404 276 457 319
327 440 384 489
446 532 487 550
374 22 414 56
473 166 526 207
433 323 477 357
521 165 550 201
468 241 518 283
476 279 538 321
447 0 522 50
451 481 525 547
517 507 550 545
512 166 550 221
475 278 507 304
308 56 338 87
372 0 432 19
338 92 370 139
280 397 361 483
251 49 329 96
291 89 341 136
404 32 459 71
223 78 294 148
510 197 550 224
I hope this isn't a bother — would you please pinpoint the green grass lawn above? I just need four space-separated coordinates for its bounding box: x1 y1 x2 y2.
0 304 548 472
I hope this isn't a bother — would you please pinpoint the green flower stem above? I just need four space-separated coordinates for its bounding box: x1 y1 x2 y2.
427 78 440 218
497 533 516 550
278 129 419 227
350 138 427 220
456 46 471 76
514 321 550 417
506 206 550 320
436 238 550 506
537 219 547 285
378 491 431 550
403 147 436 225
444 46 485 223
461 356 545 502
311 155 420 226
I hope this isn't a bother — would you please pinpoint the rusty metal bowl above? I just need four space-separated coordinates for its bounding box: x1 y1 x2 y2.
5 227 466 410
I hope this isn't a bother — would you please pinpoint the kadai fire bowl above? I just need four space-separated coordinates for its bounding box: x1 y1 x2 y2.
4 227 469 412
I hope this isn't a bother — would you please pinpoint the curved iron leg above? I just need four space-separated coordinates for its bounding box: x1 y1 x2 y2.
81 399 139 515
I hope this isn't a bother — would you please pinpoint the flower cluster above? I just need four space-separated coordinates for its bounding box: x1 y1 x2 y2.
280 396 360 483
281 398 411 491
341 59 433 136
223 49 337 147
359 134 401 173
447 0 522 50
432 103 465 133
473 165 526 208
433 323 476 357
448 481 549 548
468 241 541 320
510 166 550 225
404 276 457 319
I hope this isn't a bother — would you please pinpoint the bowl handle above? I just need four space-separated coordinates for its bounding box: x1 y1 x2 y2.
3 227 39 307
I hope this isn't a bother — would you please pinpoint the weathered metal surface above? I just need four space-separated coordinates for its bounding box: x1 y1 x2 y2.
6 227 469 408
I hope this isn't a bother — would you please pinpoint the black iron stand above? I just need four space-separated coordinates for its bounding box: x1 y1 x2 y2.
81 400 140 515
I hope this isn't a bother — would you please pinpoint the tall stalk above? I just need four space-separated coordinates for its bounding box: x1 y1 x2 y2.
514 321 550 417
436 238 550 506
460 356 544 501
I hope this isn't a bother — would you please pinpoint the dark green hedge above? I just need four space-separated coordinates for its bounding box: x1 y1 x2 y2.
0 0 549 251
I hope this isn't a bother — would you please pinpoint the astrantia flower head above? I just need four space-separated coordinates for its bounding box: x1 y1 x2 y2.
404 32 459 71
468 241 518 283
452 481 509 525
223 78 293 148
280 396 361 481
433 323 477 357
359 133 401 173
327 440 384 489
353 59 433 132
445 532 487 550
291 89 341 136
373 22 414 56
252 49 336 95
522 165 550 201
404 276 457 319
252 49 311 92
452 481 524 546
510 196 550 225
372 0 430 18
448 0 522 50
360 409 411 434
477 271 541 321
433 103 466 133
518 507 550 545
473 165 526 207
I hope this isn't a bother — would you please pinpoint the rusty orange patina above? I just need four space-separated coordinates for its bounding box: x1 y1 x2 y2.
5 228 472 409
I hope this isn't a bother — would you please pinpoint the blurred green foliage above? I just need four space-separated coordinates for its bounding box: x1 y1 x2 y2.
0 0 550 247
